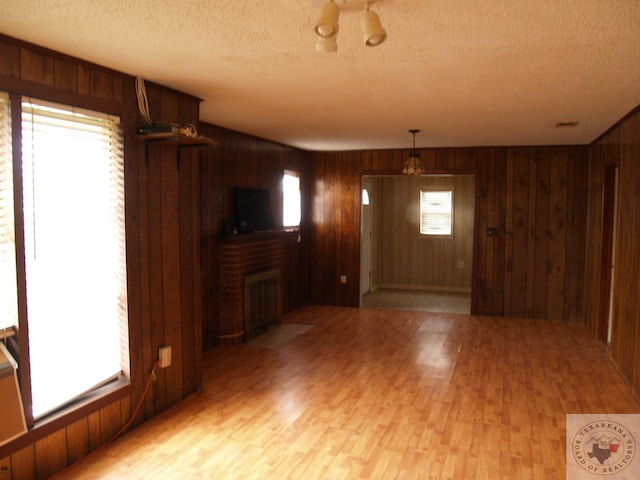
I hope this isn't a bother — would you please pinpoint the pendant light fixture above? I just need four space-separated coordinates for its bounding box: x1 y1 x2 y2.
402 129 426 175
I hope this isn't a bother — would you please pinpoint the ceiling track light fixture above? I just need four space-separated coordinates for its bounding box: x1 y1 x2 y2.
314 0 340 38
361 1 387 46
313 0 387 53
402 129 426 175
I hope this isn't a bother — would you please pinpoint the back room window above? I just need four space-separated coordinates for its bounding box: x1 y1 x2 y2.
420 187 453 237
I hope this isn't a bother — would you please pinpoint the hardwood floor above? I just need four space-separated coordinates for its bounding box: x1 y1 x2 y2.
55 306 639 479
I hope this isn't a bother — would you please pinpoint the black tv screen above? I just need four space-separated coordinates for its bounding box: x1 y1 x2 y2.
233 187 274 233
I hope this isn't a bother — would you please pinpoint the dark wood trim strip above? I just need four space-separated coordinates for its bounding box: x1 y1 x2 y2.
0 74 125 116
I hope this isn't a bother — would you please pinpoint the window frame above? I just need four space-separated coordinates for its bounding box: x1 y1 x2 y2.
0 90 133 448
419 186 455 238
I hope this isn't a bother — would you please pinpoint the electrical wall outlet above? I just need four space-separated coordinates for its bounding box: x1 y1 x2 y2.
340 275 347 284
158 345 171 368
457 261 464 269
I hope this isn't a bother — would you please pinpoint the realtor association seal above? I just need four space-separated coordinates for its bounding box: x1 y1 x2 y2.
572 419 637 475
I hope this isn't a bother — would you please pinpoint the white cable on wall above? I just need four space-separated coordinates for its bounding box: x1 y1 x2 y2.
135 76 153 126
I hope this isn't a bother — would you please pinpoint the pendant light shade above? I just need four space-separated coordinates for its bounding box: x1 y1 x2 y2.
361 6 387 46
402 129 426 175
315 0 340 38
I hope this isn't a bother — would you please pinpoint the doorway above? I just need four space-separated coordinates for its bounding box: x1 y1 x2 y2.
597 164 619 345
360 179 372 298
360 174 475 314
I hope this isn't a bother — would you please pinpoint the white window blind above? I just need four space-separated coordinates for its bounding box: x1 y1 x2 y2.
283 170 301 227
21 98 129 418
0 92 18 331
420 188 453 236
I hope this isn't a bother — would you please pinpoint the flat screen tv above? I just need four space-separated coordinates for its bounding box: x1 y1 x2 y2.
233 187 274 234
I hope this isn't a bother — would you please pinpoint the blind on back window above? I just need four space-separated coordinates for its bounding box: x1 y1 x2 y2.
420 189 453 236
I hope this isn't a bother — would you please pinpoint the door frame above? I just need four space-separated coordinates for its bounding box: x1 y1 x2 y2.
359 173 476 311
596 163 619 344
359 179 373 302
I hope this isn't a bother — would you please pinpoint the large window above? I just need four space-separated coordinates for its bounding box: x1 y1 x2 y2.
0 93 17 333
0 95 129 420
420 187 454 237
283 170 301 228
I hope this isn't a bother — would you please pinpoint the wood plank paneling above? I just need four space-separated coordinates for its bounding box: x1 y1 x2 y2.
564 147 587 323
64 419 90 465
0 455 10 478
53 58 77 92
179 145 201 395
507 148 530 317
492 148 507 316
546 150 568 320
34 431 67 479
371 175 474 291
159 110 185 408
98 402 122 445
531 152 547 318
87 411 101 452
338 150 358 306
587 106 640 401
10 446 35 480
310 145 588 323
20 47 54 86
0 39 20 77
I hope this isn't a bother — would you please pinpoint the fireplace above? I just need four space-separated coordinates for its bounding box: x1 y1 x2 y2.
244 268 280 341
218 233 283 344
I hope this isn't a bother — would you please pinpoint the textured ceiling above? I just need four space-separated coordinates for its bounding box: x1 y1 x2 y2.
2 0 640 151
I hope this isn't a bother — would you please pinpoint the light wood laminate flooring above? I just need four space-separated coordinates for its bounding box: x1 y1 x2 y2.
56 306 639 479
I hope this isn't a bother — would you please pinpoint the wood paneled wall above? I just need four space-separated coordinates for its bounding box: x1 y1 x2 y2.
0 35 202 478
197 123 310 350
310 146 588 323
586 106 640 400
370 174 474 291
